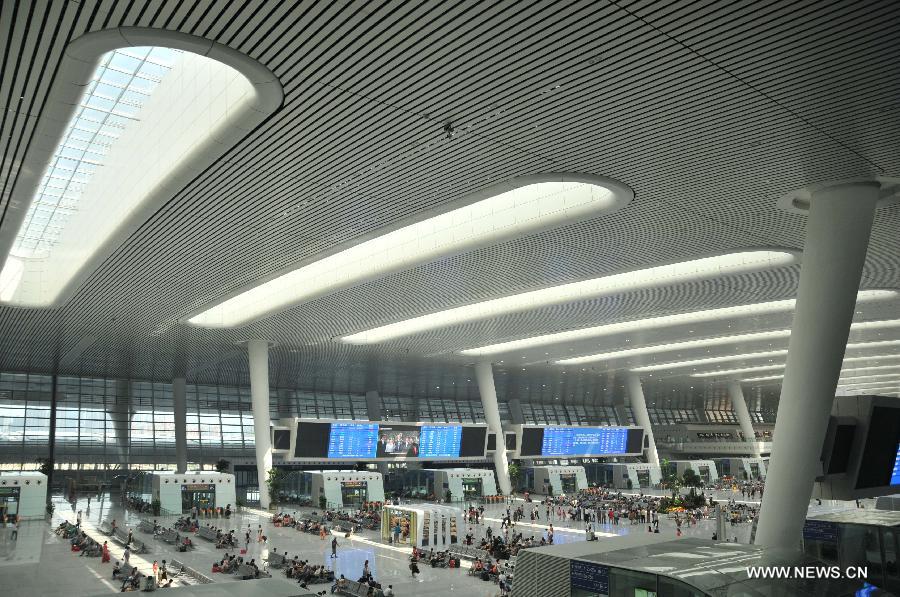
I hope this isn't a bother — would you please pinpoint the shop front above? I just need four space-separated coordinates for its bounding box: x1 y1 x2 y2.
181 483 216 513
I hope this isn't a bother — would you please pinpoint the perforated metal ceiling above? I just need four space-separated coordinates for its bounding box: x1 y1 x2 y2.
1 0 900 405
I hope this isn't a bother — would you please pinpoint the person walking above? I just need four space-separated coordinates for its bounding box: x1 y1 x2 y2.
76 510 83 528
331 536 339 558
123 546 131 565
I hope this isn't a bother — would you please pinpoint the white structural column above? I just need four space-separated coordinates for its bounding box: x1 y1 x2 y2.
727 381 761 457
626 373 659 465
756 182 880 549
173 377 188 474
474 361 512 494
248 340 273 509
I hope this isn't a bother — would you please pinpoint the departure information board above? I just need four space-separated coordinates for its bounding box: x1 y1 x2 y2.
420 425 463 458
541 426 628 456
327 422 378 458
891 443 900 485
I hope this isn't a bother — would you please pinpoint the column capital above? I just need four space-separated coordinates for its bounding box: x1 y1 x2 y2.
778 176 898 215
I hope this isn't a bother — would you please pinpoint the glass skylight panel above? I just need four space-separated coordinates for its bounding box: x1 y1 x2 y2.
342 250 797 345
1 42 266 307
8 47 179 260
189 179 627 327
464 290 897 358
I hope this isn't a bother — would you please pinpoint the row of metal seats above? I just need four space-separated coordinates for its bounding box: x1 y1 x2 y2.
448 544 488 560
110 526 149 553
197 526 218 541
338 580 387 597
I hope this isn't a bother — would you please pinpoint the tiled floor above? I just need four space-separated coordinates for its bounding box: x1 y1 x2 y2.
0 491 872 596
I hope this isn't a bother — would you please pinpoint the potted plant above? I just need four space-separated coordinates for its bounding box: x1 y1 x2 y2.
265 468 286 510
445 489 453 503
152 498 161 516
215 459 231 473
319 495 327 510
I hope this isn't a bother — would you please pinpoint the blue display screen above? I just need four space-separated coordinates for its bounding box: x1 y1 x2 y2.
327 423 378 458
891 443 900 485
419 425 462 458
541 426 628 456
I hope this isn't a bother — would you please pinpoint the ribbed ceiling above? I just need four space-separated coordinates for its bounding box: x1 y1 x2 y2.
1 0 899 405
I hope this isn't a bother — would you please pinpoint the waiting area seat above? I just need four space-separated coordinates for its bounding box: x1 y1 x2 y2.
338 580 387 597
112 526 149 553
197 526 219 542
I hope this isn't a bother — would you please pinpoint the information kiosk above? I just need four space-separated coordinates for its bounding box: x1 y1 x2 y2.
714 457 767 480
667 460 719 485
309 471 384 509
422 468 498 502
150 472 236 514
524 465 588 495
0 472 47 520
381 504 463 549
587 463 662 490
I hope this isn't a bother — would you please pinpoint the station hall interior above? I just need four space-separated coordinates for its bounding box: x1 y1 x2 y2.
2 1 900 596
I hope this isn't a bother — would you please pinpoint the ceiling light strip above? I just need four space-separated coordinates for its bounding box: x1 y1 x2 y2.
342 250 798 344
189 175 632 328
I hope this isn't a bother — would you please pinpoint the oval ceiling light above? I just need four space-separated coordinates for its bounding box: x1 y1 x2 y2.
0 28 283 307
695 364 900 380
342 249 797 344
630 345 900 374
187 174 632 328
466 290 897 359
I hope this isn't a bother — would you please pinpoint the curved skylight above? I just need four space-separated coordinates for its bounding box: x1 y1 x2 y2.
342 250 797 344
462 290 897 358
0 33 281 307
188 176 631 328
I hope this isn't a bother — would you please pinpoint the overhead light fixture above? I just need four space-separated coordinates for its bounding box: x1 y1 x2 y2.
188 174 632 327
634 348 900 375
631 349 789 372
0 38 281 307
342 250 797 344
837 372 900 383
496 291 899 363
691 364 786 378
739 375 785 383
694 363 900 380
550 308 900 366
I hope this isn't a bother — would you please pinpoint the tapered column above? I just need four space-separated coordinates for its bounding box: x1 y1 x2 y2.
173 377 188 473
626 373 659 465
474 361 512 494
248 340 273 509
727 382 760 457
756 182 879 549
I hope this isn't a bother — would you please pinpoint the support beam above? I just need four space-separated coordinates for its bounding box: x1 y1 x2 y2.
173 377 188 474
47 374 58 501
756 181 879 549
727 382 760 457
626 373 659 465
474 361 512 494
248 340 273 509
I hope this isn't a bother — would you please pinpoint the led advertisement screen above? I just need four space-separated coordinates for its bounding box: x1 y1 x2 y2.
377 424 420 457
